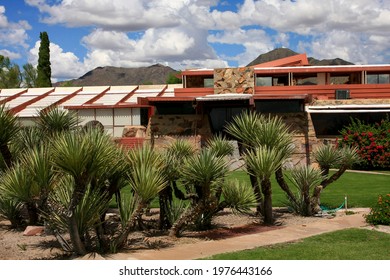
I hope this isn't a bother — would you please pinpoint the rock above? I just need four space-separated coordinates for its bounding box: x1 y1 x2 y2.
23 226 45 236
122 125 146 137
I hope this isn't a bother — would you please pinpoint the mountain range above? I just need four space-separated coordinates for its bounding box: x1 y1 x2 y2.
56 48 353 86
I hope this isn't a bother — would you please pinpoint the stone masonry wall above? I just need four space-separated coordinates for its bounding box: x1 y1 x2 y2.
214 67 254 95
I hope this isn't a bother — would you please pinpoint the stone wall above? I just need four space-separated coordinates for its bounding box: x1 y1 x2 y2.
269 112 330 168
214 67 254 95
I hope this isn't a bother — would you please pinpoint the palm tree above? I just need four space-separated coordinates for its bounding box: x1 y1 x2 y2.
0 104 20 168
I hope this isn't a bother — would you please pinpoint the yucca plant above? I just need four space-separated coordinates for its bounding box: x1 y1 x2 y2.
0 193 23 228
113 145 167 248
169 149 229 236
160 139 195 229
36 106 79 136
0 145 56 225
311 144 360 212
286 165 325 216
0 104 20 168
222 179 257 215
50 129 119 255
225 111 297 219
205 134 234 158
244 145 286 224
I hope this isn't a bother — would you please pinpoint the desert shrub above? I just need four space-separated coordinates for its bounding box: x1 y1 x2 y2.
338 117 390 169
365 194 390 226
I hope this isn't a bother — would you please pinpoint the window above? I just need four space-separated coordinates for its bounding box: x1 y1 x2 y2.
367 73 390 84
292 73 317 85
255 74 289 86
255 100 304 113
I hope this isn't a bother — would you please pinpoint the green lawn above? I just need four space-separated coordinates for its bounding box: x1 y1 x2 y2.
111 170 389 209
204 228 390 260
228 170 390 208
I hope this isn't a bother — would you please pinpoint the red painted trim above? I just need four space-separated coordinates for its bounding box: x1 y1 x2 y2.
84 86 111 104
65 104 151 110
116 86 139 104
10 88 55 114
0 89 28 105
46 87 83 110
252 54 310 67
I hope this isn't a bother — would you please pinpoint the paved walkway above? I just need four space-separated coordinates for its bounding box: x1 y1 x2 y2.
107 208 372 260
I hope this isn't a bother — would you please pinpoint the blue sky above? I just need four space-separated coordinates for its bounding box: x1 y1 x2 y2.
1 0 390 82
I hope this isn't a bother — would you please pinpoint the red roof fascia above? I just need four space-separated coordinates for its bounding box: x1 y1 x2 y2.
252 53 310 68
64 103 150 110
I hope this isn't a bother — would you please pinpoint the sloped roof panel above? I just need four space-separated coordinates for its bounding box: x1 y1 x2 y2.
60 94 98 106
0 88 26 97
93 93 128 105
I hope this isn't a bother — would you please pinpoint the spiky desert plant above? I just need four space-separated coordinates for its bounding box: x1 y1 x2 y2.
36 106 79 136
222 179 257 215
205 134 234 158
244 145 286 224
287 165 325 216
0 104 20 168
169 149 229 236
50 129 118 255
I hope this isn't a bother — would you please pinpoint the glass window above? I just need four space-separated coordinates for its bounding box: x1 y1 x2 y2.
204 78 214 88
367 73 390 84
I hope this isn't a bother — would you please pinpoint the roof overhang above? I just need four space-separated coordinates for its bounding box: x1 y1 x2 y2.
306 104 390 113
196 93 253 101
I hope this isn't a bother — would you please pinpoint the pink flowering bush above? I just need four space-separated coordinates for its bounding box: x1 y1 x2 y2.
338 117 390 169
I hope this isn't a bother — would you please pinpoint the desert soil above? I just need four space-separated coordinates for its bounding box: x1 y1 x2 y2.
0 208 386 260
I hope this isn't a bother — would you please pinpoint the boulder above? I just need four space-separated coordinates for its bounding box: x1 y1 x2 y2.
122 125 146 137
23 226 45 236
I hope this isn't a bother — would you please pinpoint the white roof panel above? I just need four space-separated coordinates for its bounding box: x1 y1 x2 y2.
28 95 67 108
0 88 26 97
93 93 127 105
127 92 159 103
106 85 137 93
15 108 41 117
24 88 54 96
50 87 82 95
61 94 97 106
4 96 37 108
79 86 109 94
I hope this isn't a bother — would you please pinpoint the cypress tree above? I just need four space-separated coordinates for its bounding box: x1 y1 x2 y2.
36 32 52 87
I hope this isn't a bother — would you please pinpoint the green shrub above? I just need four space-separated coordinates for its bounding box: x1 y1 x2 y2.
365 194 390 225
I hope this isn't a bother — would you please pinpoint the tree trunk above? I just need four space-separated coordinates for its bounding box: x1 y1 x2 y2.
0 143 13 168
302 188 312 216
158 183 173 230
249 173 263 215
67 187 86 256
261 178 273 225
26 202 39 225
321 166 347 188
275 168 298 205
169 203 204 237
310 185 323 213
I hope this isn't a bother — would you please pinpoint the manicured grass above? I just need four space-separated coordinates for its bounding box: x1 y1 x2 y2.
111 170 389 209
204 228 390 260
228 170 390 208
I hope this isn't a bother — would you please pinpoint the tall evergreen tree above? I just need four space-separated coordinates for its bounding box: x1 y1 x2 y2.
36 32 52 87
